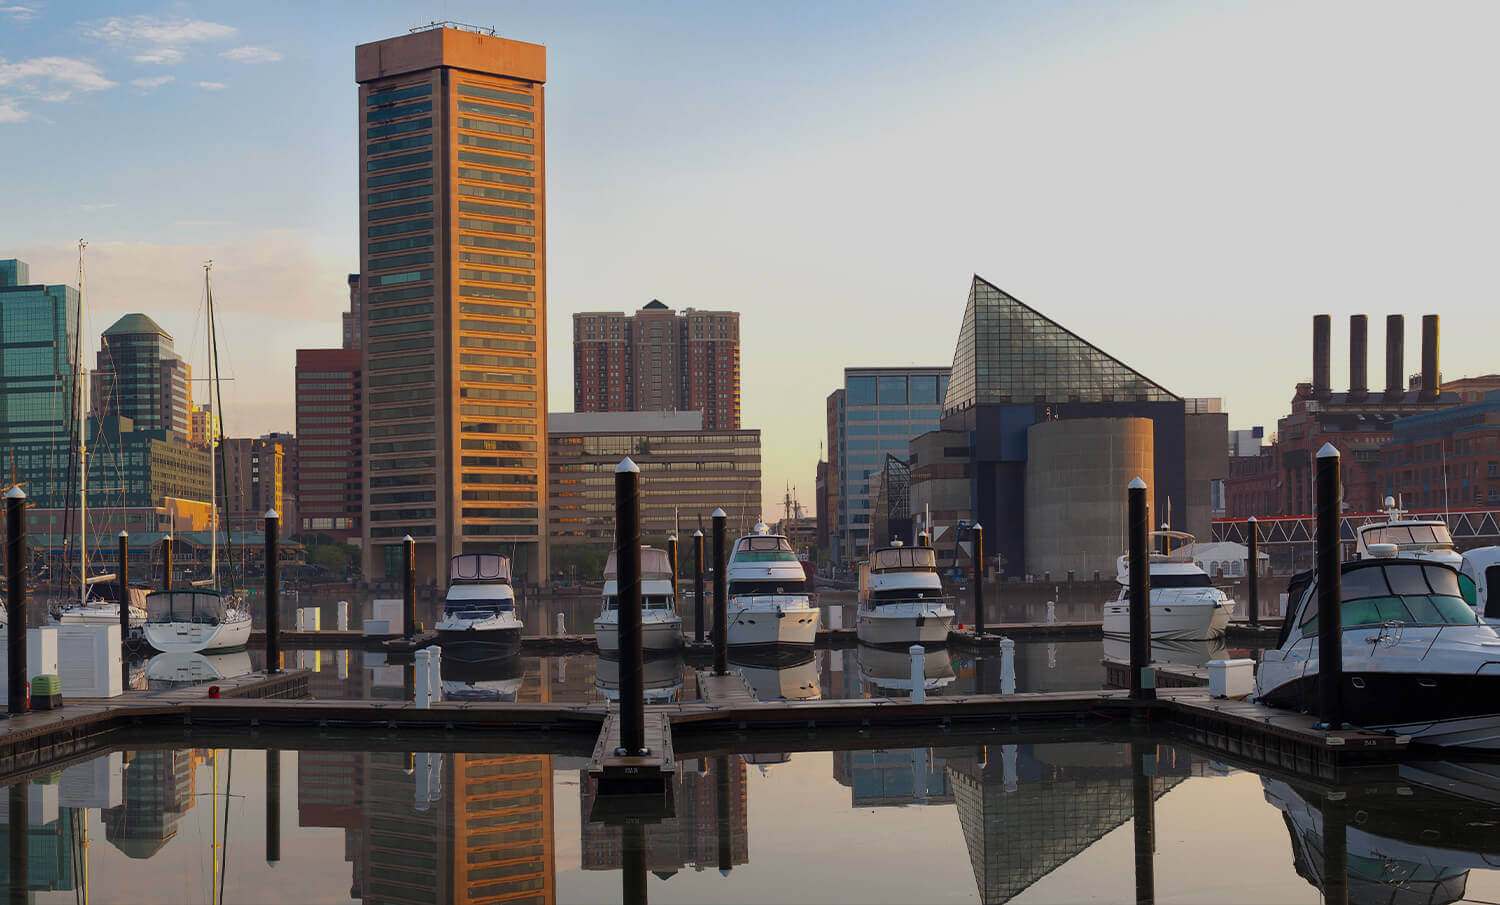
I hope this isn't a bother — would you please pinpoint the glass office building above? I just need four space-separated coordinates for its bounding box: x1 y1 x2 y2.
833 366 950 561
92 313 192 442
0 258 78 502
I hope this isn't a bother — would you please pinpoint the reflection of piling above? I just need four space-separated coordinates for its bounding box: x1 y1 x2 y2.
1128 478 1154 700
616 458 645 757
622 821 647 905
1246 517 1259 626
266 748 281 866
402 534 416 639
971 523 985 637
1000 637 1016 694
1131 741 1156 905
265 509 281 673
162 533 174 590
9 780 28 902
1316 444 1344 728
1321 794 1349 905
716 754 731 875
712 508 728 676
7 487 27 715
693 530 705 643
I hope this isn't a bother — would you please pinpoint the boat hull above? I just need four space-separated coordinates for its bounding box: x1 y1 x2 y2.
435 625 521 661
1257 670 1500 746
856 602 954 648
1103 600 1233 640
594 615 683 653
727 599 818 650
142 614 252 654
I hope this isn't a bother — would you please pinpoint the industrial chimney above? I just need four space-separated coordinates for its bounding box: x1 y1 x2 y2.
1421 314 1439 400
1349 314 1368 399
1385 314 1404 399
1312 314 1331 399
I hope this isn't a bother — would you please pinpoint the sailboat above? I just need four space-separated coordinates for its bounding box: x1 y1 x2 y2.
53 240 146 630
141 264 251 654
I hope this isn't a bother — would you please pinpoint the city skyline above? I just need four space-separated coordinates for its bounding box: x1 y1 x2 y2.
7 2 1500 518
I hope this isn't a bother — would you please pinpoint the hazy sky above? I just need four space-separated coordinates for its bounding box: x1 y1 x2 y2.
4 0 1499 519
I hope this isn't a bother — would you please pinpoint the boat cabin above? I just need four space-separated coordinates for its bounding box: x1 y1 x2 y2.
734 535 800 562
869 545 937 573
601 547 676 611
1354 499 1457 561
146 590 232 625
1275 559 1481 649
449 553 511 585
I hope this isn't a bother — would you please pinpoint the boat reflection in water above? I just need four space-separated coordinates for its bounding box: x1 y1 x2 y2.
1100 635 1230 669
439 655 523 702
856 644 955 697
1265 769 1500 905
729 650 821 703
595 654 685 703
144 650 253 689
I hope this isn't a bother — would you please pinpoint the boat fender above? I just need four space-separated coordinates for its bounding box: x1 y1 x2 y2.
777 611 786 619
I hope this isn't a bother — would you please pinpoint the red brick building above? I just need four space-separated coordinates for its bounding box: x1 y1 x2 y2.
294 347 362 543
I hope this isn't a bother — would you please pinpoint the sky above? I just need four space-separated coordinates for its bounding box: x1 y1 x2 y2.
4 0 1500 520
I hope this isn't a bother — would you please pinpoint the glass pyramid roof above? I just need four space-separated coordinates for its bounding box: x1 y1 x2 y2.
943 276 1178 411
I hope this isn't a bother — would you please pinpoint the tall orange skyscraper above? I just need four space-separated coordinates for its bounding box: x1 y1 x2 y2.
356 24 548 583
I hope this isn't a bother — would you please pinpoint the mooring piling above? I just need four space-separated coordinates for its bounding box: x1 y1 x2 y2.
265 509 281 673
9 779 28 899
118 530 130 682
693 529 705 643
161 532 173 591
1321 793 1350 905
402 534 416 639
1128 477 1154 700
667 533 679 610
615 457 646 757
6 486 27 716
1316 443 1344 729
971 522 985 637
716 753 732 876
712 508 728 676
1000 637 1016 695
1247 516 1260 626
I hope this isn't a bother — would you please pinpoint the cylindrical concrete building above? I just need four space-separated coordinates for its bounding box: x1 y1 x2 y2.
1024 418 1154 580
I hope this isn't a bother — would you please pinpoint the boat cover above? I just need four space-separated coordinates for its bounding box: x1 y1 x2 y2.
449 552 511 583
146 590 230 622
603 547 673 581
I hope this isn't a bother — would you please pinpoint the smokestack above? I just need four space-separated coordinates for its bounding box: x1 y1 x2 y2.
1312 314 1331 398
1385 315 1404 398
1421 314 1439 400
1349 314 1367 398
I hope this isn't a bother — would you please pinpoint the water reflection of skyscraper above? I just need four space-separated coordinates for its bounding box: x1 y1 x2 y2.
104 749 201 859
580 756 748 875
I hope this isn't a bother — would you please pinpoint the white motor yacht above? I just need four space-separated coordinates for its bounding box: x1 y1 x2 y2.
726 523 819 651
435 553 522 660
595 546 683 654
1459 546 1500 623
1103 531 1235 640
856 644 957 697
1354 498 1462 568
856 541 955 647
1253 553 1500 747
594 654 685 704
141 590 253 654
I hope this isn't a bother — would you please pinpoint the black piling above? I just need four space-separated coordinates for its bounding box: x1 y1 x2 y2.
1246 517 1259 627
8 780 27 903
6 487 27 716
1321 794 1349 905
693 530 705 643
1128 477 1154 701
1316 443 1344 729
265 509 281 674
712 508 728 676
622 821 648 905
119 530 130 689
615 458 645 757
667 534 678 611
162 533 173 590
266 748 281 866
1131 741 1156 905
716 754 732 874
402 534 416 639
971 523 985 637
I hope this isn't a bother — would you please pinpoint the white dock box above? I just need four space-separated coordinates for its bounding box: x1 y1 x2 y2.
1207 658 1256 699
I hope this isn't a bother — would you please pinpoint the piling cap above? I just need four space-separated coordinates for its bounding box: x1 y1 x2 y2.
693 529 703 537
972 522 982 531
163 533 173 541
4 486 24 500
616 456 640 473
1247 516 1256 523
118 530 129 538
403 534 414 543
711 508 726 518
264 508 279 520
1128 476 1147 490
1316 442 1340 459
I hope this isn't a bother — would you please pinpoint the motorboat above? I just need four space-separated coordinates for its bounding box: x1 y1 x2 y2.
1459 546 1500 623
595 546 683 654
435 552 522 660
1103 530 1235 640
144 649 253 688
1354 498 1462 568
141 590 252 654
595 654 685 704
440 655 523 702
856 643 956 697
1253 554 1500 746
856 541 955 647
726 523 819 651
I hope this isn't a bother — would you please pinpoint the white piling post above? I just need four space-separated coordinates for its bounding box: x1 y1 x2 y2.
294 608 304 632
1000 637 1016 695
337 600 349 631
337 649 349 680
1003 743 1018 793
1046 601 1056 625
909 644 926 704
428 645 442 704
414 648 432 709
555 612 566 636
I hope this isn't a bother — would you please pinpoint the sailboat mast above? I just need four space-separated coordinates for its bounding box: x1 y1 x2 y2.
205 263 217 585
77 239 87 608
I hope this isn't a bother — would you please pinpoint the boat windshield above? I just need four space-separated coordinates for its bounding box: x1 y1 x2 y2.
146 591 230 625
729 579 808 597
871 548 937 571
601 595 675 611
1361 524 1454 547
1152 572 1213 589
735 536 799 562
1296 562 1479 636
443 597 514 615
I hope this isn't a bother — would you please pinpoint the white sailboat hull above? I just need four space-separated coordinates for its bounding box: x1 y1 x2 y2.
142 613 252 654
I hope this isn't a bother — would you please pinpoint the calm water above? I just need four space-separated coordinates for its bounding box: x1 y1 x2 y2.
8 738 1500 904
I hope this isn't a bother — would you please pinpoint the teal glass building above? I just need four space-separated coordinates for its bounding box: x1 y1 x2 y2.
0 258 78 500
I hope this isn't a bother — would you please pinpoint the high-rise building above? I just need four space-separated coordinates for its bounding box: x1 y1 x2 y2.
188 403 219 450
295 347 362 544
221 436 285 532
0 258 78 498
91 313 193 443
356 25 549 584
573 301 741 430
343 273 363 350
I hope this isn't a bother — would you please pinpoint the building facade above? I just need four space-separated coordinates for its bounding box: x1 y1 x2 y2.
221 437 285 532
1378 390 1500 509
356 26 549 583
295 347 362 544
573 301 741 430
0 258 78 500
829 367 950 562
343 273 363 350
91 313 192 444
547 411 760 567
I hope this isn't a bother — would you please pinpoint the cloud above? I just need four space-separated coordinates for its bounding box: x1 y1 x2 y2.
77 202 117 212
0 5 37 23
0 56 115 110
221 46 280 64
195 81 226 91
0 100 26 122
130 74 173 89
84 15 235 65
